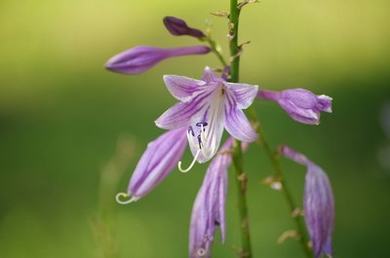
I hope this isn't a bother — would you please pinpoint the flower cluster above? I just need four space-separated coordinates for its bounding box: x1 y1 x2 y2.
107 15 335 258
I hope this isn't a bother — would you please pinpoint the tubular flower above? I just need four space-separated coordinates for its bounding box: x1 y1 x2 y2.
163 16 205 39
189 138 233 258
116 128 187 204
280 145 335 258
258 88 332 125
105 45 211 75
155 67 258 171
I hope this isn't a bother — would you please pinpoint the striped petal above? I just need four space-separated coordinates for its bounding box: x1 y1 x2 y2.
224 82 259 109
155 87 215 130
163 75 206 102
128 128 187 199
187 89 226 163
224 92 257 142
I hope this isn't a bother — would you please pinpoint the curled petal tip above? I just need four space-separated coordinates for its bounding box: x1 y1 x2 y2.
115 192 138 205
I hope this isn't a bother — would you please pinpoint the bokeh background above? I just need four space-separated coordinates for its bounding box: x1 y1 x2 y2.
1 0 390 257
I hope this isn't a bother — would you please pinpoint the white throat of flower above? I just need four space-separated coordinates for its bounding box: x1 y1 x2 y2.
178 86 225 173
178 122 207 173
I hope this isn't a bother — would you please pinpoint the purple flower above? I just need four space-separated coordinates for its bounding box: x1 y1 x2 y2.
105 45 211 75
280 145 335 258
189 138 233 258
163 16 205 39
116 68 258 203
155 67 258 171
115 128 187 204
258 88 332 125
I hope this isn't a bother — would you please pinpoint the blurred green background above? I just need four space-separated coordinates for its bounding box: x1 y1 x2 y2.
1 0 389 257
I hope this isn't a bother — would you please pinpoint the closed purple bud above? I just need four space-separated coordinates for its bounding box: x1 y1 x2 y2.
125 128 187 201
105 45 211 75
258 88 333 125
280 145 335 258
163 16 205 39
189 138 233 258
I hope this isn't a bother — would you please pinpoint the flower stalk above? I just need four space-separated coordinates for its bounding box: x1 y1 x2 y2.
229 0 252 257
256 122 313 258
226 1 312 257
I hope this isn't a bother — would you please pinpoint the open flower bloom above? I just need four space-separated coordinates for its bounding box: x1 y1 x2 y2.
116 128 187 204
105 45 211 75
155 67 258 171
189 138 233 258
258 88 332 125
280 145 335 258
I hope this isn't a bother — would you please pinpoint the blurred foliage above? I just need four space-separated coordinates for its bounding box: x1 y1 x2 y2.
0 0 389 257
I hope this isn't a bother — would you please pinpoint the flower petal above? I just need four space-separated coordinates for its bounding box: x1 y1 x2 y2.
189 139 232 258
280 146 335 258
163 75 206 102
186 90 226 163
201 66 219 83
155 88 215 129
128 128 187 199
224 93 257 142
304 165 335 258
279 99 320 125
224 82 259 109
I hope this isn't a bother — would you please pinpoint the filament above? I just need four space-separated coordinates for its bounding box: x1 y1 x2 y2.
178 150 201 173
115 192 137 205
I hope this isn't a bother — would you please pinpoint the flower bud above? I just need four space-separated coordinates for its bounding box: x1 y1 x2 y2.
163 16 205 39
105 45 211 74
189 138 233 258
280 145 335 258
128 128 187 200
258 88 332 125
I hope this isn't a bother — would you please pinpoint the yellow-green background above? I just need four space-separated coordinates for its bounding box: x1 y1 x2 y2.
1 0 389 257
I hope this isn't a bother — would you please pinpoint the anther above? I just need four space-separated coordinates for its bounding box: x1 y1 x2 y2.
178 150 201 173
197 248 207 257
197 135 202 149
188 126 195 136
196 122 208 127
115 192 138 205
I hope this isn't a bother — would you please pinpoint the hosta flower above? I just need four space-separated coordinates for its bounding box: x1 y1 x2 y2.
105 45 211 75
116 128 187 204
189 138 232 258
280 145 335 258
163 16 205 39
156 67 258 171
116 67 258 203
258 88 332 125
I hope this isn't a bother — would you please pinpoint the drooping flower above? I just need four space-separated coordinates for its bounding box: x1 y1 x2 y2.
116 128 187 204
163 16 205 39
155 67 258 171
258 88 332 125
280 145 335 258
189 138 233 258
105 45 211 75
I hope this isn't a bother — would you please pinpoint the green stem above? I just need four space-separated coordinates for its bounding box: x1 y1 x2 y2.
232 140 252 258
256 122 313 258
229 0 241 82
214 2 311 257
205 37 228 67
229 1 252 257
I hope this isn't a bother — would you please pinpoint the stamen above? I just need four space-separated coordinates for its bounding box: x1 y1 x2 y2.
197 135 202 149
115 192 138 205
196 122 208 127
188 126 195 136
178 149 201 173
